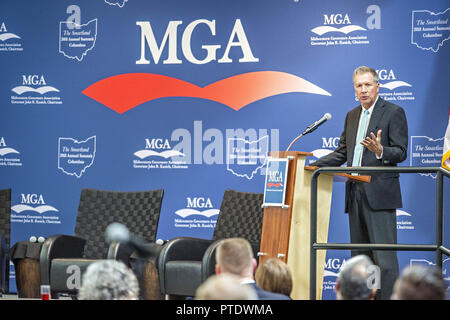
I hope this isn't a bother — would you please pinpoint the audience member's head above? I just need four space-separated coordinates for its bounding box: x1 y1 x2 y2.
215 237 256 279
255 258 293 297
335 255 377 300
78 259 139 300
391 264 446 300
195 273 257 300
215 238 291 300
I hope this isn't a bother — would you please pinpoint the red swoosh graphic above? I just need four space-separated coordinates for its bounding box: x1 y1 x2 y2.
267 182 283 188
82 71 331 114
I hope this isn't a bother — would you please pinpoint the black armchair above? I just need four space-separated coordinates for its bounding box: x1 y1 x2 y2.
39 188 164 298
0 189 11 294
158 189 264 299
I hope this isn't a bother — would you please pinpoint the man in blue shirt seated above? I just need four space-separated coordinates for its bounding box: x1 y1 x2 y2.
214 237 291 300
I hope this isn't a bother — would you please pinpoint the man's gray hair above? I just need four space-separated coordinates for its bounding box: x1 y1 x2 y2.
393 264 447 300
353 66 379 84
78 259 140 300
337 255 376 300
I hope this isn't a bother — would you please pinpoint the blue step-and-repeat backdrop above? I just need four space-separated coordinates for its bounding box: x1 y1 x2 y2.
1 0 449 298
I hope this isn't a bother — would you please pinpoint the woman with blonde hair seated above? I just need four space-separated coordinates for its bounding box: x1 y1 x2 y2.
255 258 293 298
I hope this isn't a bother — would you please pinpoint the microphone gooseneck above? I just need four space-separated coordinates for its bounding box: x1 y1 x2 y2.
286 113 332 151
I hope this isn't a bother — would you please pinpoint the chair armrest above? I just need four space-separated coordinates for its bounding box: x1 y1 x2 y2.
39 235 86 285
106 242 135 265
159 237 213 265
157 237 213 293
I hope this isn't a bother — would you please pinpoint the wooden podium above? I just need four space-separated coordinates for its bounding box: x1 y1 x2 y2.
258 151 370 300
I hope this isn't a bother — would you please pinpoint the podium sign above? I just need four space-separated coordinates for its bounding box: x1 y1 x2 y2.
262 158 289 207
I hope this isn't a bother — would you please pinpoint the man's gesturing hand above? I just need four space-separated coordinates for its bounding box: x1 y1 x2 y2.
361 129 383 158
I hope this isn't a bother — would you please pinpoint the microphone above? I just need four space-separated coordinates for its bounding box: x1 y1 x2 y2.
105 223 164 257
302 113 332 135
286 113 332 151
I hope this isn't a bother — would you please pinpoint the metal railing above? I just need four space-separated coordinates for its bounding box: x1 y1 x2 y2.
309 166 450 300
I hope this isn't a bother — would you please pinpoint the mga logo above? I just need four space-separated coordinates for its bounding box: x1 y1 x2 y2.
0 22 23 52
133 138 187 170
310 5 380 47
12 75 60 95
134 138 184 159
377 69 408 88
0 137 19 157
324 14 352 25
322 137 340 149
136 18 258 65
0 137 22 167
0 22 20 41
10 193 62 225
376 69 415 102
11 194 59 214
312 14 366 36
324 258 347 278
175 197 219 218
323 257 347 292
11 75 63 105
267 171 283 188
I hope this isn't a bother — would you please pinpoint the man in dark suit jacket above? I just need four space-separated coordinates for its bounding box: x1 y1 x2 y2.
215 237 290 300
313 66 408 300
